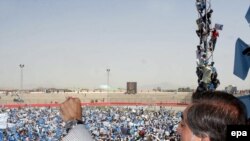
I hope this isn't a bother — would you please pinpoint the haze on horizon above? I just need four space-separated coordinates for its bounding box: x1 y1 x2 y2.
0 0 250 90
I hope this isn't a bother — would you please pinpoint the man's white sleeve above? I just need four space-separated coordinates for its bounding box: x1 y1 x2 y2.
62 125 93 141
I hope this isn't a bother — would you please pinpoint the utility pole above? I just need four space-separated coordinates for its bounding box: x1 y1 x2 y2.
106 68 110 102
19 64 24 93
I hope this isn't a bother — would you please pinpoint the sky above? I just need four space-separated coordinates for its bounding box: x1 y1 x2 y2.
0 0 250 90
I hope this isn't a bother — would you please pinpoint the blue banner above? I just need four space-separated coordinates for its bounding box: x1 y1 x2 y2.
233 38 250 80
246 6 250 24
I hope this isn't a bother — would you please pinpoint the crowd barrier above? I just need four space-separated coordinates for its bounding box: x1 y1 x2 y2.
1 101 189 108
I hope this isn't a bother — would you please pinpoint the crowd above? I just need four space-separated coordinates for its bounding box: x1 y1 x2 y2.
0 106 182 141
0 107 66 141
195 0 221 92
83 106 181 141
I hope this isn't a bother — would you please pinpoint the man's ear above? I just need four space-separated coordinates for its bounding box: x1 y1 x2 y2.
201 136 210 141
193 135 210 141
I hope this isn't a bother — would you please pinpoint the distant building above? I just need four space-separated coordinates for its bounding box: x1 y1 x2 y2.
126 82 137 94
29 88 46 94
177 87 194 92
225 85 237 94
0 90 6 94
153 87 162 92
45 88 72 93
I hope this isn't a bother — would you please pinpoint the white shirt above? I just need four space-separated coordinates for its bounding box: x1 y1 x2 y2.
63 125 93 141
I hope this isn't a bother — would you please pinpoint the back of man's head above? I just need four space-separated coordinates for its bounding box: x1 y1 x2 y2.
187 91 247 141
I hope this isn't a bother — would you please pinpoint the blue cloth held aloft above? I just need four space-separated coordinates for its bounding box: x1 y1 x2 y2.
246 6 250 24
233 38 250 80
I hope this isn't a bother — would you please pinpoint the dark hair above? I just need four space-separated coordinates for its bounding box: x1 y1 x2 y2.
187 91 247 141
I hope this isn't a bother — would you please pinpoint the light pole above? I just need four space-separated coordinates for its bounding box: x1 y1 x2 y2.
106 68 110 102
107 69 110 88
19 64 24 93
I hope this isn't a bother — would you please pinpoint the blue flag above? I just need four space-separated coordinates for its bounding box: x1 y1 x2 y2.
233 38 250 80
246 6 250 24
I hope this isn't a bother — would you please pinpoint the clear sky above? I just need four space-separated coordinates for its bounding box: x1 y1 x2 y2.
0 0 249 90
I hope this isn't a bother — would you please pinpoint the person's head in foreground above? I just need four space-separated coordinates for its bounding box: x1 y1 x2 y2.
177 91 247 141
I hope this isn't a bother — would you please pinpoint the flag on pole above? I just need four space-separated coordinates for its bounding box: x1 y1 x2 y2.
214 23 223 30
233 38 250 80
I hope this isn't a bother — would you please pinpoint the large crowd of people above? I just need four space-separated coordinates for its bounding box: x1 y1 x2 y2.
0 107 66 141
0 106 182 141
83 106 181 141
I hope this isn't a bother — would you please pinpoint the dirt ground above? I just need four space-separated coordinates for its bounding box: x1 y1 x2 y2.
0 92 192 105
